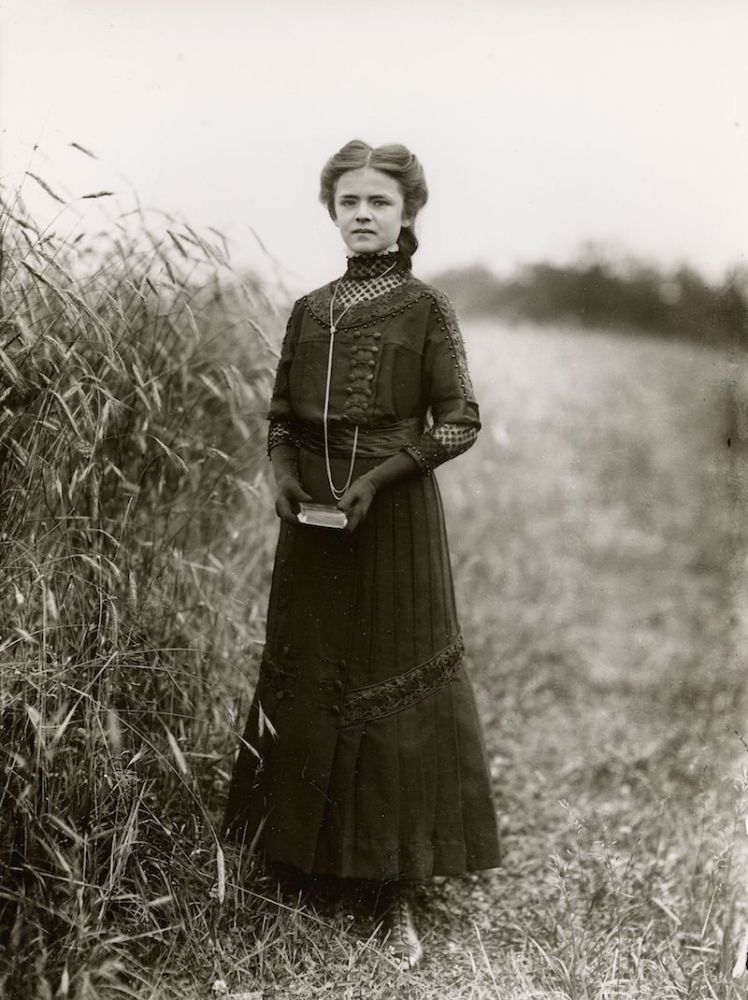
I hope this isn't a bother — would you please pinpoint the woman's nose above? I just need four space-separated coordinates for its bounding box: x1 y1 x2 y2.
355 203 372 221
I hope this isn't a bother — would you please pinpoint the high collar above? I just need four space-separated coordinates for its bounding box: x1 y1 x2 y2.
344 251 402 281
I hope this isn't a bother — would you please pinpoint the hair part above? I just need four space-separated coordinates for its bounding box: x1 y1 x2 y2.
319 140 429 269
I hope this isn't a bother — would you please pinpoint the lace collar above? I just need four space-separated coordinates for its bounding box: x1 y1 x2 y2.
306 273 432 331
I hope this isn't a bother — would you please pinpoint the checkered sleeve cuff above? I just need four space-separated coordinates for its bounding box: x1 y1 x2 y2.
404 423 479 473
267 418 301 457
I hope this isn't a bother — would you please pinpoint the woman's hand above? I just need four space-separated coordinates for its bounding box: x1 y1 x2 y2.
275 475 312 524
338 475 377 532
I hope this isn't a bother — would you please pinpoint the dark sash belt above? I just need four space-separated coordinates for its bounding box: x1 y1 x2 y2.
299 418 422 459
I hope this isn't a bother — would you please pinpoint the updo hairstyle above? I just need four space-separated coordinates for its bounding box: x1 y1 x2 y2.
319 140 429 269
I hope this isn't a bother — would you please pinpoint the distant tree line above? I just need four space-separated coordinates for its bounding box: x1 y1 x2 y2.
431 255 748 345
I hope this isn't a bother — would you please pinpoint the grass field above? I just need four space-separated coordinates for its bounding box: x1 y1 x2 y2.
427 321 747 999
1 194 745 999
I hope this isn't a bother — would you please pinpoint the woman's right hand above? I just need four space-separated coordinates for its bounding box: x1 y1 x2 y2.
275 475 312 524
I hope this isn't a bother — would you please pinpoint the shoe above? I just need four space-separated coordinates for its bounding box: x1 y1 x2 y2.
380 882 423 969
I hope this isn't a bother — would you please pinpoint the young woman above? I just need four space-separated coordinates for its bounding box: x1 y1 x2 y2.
223 140 501 968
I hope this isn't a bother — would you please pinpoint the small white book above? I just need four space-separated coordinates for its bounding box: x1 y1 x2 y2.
297 503 348 530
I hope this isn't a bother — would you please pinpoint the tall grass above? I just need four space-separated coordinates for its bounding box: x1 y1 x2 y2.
0 185 280 997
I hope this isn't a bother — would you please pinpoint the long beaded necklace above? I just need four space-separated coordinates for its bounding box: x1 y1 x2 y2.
323 260 398 501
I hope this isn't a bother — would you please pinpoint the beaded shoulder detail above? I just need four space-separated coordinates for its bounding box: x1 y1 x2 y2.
306 275 432 330
338 633 465 728
428 289 476 403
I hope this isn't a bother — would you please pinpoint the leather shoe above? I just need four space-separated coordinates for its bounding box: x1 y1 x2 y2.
380 881 423 969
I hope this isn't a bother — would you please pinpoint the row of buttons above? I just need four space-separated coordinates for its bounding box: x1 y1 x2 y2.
275 644 296 704
343 331 381 423
330 658 346 716
274 647 347 716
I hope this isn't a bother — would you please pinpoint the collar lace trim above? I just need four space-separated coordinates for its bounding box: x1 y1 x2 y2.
306 274 430 330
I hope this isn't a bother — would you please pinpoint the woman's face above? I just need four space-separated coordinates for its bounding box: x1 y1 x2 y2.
332 167 410 255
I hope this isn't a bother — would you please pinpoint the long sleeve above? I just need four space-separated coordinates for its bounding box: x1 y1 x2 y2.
403 291 480 474
267 298 304 456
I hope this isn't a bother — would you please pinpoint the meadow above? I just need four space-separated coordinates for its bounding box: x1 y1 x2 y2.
1 193 746 999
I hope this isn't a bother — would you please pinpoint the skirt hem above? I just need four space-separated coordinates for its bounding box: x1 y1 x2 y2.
258 841 503 882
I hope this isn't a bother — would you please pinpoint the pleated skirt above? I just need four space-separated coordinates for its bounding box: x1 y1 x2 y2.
223 445 501 880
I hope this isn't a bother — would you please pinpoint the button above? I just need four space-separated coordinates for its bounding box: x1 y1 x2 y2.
282 645 290 656
276 691 284 702
373 331 382 339
366 373 374 381
333 679 343 691
371 345 379 353
364 388 372 396
337 660 346 670
368 360 375 367
331 705 340 716
346 386 353 393
353 330 361 338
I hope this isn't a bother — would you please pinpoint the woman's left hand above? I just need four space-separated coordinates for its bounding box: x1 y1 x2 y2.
338 476 377 532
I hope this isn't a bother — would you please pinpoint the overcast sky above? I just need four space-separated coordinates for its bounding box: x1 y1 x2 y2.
2 0 746 292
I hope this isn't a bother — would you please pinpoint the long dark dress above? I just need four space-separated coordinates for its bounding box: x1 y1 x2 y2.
223 254 501 880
